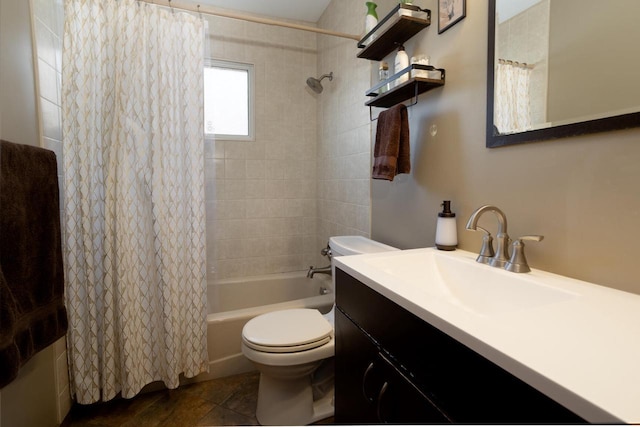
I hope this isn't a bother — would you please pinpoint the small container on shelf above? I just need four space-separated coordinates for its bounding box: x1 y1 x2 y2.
428 68 442 80
378 61 390 93
410 55 430 78
399 1 413 17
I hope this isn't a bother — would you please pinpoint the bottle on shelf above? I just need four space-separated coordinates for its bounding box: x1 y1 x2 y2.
378 61 389 93
394 45 409 87
364 2 378 44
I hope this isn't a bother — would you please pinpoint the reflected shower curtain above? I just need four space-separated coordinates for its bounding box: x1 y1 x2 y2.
494 62 532 134
62 0 208 403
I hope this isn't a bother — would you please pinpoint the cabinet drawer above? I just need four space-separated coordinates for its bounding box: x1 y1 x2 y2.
336 268 584 423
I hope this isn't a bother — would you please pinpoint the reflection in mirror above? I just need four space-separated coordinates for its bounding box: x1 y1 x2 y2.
487 0 640 147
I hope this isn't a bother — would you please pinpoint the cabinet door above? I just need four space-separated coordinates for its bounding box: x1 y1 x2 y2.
374 352 451 424
335 308 379 424
335 308 451 424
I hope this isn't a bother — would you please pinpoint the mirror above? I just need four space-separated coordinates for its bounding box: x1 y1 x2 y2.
487 0 640 147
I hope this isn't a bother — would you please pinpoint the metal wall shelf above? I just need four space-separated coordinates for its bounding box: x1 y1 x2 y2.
357 5 444 118
366 64 445 108
357 4 431 61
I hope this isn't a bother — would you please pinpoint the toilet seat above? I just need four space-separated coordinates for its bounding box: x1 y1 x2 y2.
243 335 331 353
243 309 333 354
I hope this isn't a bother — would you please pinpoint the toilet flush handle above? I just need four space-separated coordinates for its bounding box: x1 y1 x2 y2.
320 242 332 259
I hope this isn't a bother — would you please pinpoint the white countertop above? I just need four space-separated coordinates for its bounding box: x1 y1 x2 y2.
334 247 640 423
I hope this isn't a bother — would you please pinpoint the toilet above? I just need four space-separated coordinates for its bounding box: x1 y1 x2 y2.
241 236 398 425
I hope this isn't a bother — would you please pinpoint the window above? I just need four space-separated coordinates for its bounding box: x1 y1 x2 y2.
204 59 254 140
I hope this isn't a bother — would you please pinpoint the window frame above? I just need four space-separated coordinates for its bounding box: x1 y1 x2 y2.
204 58 255 141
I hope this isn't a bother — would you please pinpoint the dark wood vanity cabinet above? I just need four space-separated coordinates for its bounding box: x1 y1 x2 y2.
335 268 585 424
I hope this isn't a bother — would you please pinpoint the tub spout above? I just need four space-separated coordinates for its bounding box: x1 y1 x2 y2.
307 265 331 278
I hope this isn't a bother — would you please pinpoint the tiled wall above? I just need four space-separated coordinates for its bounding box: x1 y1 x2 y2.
316 0 373 253
204 14 320 279
29 0 71 422
205 1 374 278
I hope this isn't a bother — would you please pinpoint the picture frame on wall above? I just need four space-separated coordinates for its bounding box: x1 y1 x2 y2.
438 0 466 34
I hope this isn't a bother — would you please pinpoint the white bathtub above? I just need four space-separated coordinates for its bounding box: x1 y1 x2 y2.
193 271 334 382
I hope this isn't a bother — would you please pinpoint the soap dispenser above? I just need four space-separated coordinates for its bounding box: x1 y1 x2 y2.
435 200 457 251
394 45 409 86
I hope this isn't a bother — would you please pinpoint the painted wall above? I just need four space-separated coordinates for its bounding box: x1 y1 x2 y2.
368 0 640 295
1 0 69 424
0 0 39 146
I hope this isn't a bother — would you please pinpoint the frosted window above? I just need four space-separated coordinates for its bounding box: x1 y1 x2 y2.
204 60 254 140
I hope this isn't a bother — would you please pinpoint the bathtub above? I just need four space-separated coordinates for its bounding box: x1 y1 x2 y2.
193 271 334 382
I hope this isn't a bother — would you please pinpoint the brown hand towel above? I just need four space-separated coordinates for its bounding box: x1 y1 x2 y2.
0 140 68 388
372 103 410 181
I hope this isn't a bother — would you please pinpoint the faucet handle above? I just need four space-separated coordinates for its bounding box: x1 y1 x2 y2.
473 226 495 264
505 235 544 273
320 242 332 259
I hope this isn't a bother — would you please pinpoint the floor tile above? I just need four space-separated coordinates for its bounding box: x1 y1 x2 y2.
121 391 214 427
62 372 260 427
196 405 258 426
62 370 333 426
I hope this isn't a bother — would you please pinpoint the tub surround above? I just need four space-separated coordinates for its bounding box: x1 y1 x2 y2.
335 248 640 423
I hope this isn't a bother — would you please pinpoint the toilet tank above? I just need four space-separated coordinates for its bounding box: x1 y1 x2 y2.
326 236 398 312
329 236 398 258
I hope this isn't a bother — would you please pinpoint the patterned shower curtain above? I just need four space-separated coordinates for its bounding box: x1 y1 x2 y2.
494 62 533 134
62 0 208 404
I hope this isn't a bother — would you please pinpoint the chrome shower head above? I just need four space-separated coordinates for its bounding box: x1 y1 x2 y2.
306 72 333 94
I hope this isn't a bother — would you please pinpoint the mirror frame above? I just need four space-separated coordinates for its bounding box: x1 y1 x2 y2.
486 0 640 148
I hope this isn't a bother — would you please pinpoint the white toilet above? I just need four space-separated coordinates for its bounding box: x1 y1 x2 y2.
241 236 398 425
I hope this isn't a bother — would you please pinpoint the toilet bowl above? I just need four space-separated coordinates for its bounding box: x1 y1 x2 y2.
241 236 398 425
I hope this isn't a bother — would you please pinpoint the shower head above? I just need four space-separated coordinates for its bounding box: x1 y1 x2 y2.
306 72 333 94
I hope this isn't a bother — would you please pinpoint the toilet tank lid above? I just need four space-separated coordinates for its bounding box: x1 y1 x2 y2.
329 236 398 256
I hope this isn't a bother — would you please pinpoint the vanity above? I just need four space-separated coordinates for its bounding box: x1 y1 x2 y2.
334 248 640 423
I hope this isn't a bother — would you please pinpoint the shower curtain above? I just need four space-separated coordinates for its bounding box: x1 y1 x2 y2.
62 0 208 404
494 62 533 134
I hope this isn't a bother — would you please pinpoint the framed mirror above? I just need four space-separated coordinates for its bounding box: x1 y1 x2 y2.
487 0 640 148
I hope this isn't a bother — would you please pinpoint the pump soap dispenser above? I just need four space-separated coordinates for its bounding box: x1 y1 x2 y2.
394 45 409 86
435 200 457 251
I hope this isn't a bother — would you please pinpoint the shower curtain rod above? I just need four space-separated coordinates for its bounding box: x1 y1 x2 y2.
498 58 535 69
140 0 361 41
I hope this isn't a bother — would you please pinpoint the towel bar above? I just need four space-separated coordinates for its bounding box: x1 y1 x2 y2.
369 83 420 122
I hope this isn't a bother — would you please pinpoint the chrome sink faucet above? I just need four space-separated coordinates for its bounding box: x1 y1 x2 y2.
465 205 511 268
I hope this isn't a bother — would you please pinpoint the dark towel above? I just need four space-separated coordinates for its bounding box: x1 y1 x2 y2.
0 140 67 388
372 103 411 181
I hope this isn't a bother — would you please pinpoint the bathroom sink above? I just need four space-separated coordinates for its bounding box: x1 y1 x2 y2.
362 249 578 316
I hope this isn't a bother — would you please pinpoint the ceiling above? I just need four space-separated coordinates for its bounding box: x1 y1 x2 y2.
188 0 331 22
